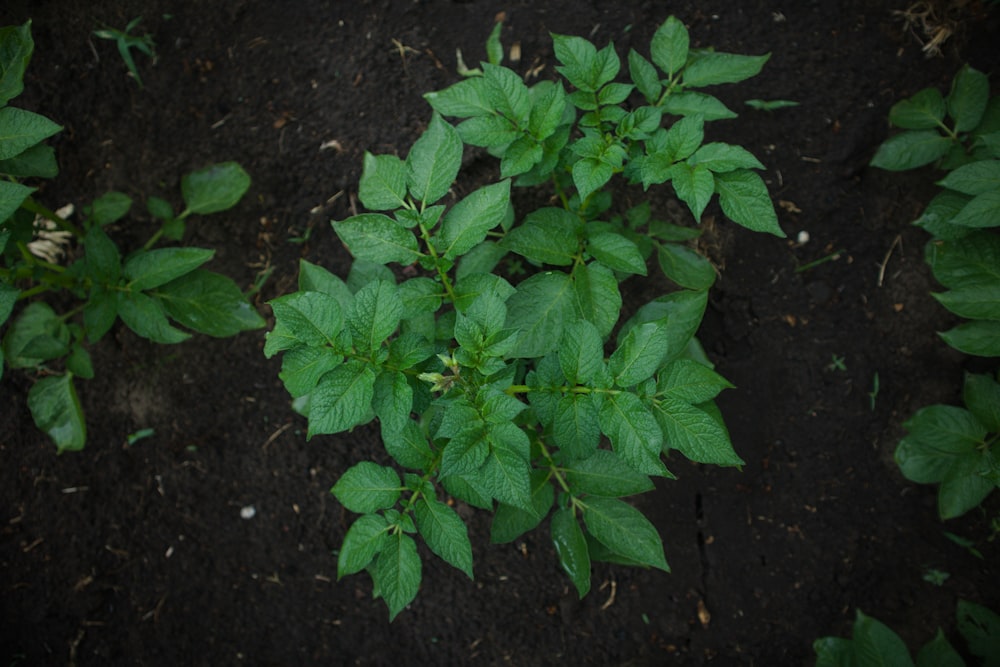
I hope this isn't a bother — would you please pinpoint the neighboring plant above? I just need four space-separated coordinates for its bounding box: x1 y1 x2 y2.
93 16 156 88
870 64 1000 518
266 16 782 619
0 22 265 451
814 600 1000 667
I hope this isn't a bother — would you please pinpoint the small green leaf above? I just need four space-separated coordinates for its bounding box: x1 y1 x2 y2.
373 531 422 621
649 16 689 78
587 231 647 275
266 290 343 354
278 345 342 398
0 281 18 328
124 247 215 291
180 162 250 214
83 225 122 284
657 242 716 290
558 319 604 386
440 424 490 478
936 159 1000 196
482 446 533 512
889 88 946 130
414 496 474 579
551 507 591 598
333 213 422 265
956 599 1000 665
308 360 377 436
0 180 34 222
406 113 463 205
552 393 602 460
27 374 86 452
87 191 132 226
499 207 580 266
915 629 965 667
895 405 987 484
933 284 1000 320
610 320 671 387
437 179 511 259
964 372 1000 433
660 91 737 120
652 398 743 466
583 496 669 571
949 190 1000 229
563 449 655 497
573 262 622 339
65 344 94 380
358 152 408 211
927 232 1000 289
0 21 34 106
482 63 532 125
656 359 733 404
630 48 665 101
947 64 990 133
667 162 715 221
852 611 915 667
385 420 435 471
938 455 994 519
372 370 413 436
338 514 389 579
506 271 576 358
572 157 614 203
683 51 769 87
870 130 953 171
0 143 58 178
688 142 766 173
599 391 668 476
331 462 401 514
155 269 265 337
490 470 554 543
0 107 62 161
424 76 492 117
347 280 403 354
714 169 784 237
939 320 1000 356
117 291 191 344
83 287 118 343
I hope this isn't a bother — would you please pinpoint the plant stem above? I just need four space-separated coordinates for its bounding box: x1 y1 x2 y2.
20 199 84 238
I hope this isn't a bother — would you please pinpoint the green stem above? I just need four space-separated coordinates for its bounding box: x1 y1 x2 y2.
416 220 457 303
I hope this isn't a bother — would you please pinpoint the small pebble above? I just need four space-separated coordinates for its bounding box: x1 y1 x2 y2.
240 505 256 520
797 231 810 245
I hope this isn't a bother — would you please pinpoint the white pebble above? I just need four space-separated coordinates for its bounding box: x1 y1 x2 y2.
240 505 257 520
797 231 810 245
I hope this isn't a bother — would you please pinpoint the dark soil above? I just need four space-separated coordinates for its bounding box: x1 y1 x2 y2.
2 1 999 665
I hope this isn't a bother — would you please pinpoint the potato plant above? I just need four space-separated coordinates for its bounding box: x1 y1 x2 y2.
266 16 782 618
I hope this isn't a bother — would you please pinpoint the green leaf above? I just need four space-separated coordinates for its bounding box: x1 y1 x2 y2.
587 231 647 275
155 269 265 337
480 63 531 125
83 287 118 343
599 391 668 476
915 629 965 667
406 113 463 205
714 169 784 236
485 21 503 66
437 179 511 259
456 114 519 147
482 446 533 512
660 91 737 120
266 290 343 355
938 455 994 519
852 611 915 667
652 398 743 466
86 191 132 226
649 16 689 78
558 319 604 386
949 190 1000 229
331 462 401 514
333 213 422 265
934 284 1000 320
117 291 191 344
0 22 34 106
889 88 946 130
180 162 250 214
499 207 580 266
347 280 403 354
688 142 766 173
27 374 86 452
527 80 568 140
939 320 1000 356
0 143 58 178
573 262 622 339
623 289 708 365
552 393 602 460
957 599 1000 666
572 158 614 203
278 345 342 398
373 531 421 621
83 225 122 284
414 496 474 578
551 507 591 598
372 370 413 436
964 372 1000 432
552 34 619 93
936 159 1000 195
812 636 858 667
358 152 408 210
656 359 733 404
657 242 716 290
440 423 490 477
0 179 34 222
563 449 655 497
499 135 544 179
683 51 769 87
610 320 671 387
338 513 389 579
308 360 377 436
870 130 953 171
491 470 554 543
947 64 990 133
668 162 715 221
385 420 435 471
895 405 987 484
0 107 62 161
927 232 1000 289
582 496 669 571
0 281 17 328
124 247 214 290
298 259 355 310
629 49 663 104
506 271 576 358
424 76 492 117
65 344 94 380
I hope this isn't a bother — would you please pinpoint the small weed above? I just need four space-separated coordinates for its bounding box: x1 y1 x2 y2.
93 17 155 88
922 568 950 586
826 354 847 372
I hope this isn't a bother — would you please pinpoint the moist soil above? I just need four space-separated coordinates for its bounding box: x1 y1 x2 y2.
2 1 999 665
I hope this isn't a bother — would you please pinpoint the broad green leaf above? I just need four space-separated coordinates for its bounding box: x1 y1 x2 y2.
65 344 94 380
652 114 706 161
331 461 401 514
610 320 671 387
437 180 511 259
927 232 1000 289
552 34 616 93
957 599 1000 665
598 82 634 106
852 611 915 667
84 225 122 284
27 374 86 452
482 63 532 125
440 473 493 511
146 196 174 221
964 372 1000 432
649 16 688 78
599 391 668 476
0 143 58 178
0 22 34 106
683 51 769 87
563 449 655 497
870 130 953 171
397 277 443 321
938 454 995 519
668 161 715 221
948 64 990 133
939 320 1000 356
372 370 413 436
587 231 646 275
156 270 265 337
457 114 520 148
266 290 342 355
373 531 421 621
358 152 408 210
87 191 132 226
385 420 435 471
406 113 463 205
572 261 622 339
492 471 554 541
506 271 576 358
499 207 580 266
278 345 342 398
181 162 251 214
622 289 708 365
915 190 975 238
338 513 389 579
949 190 1000 229
552 393 602 460
652 398 743 466
527 80 568 140
558 319 604 385
573 158 614 203
660 91 737 120
117 291 190 344
582 496 669 571
440 424 490 478
124 247 214 291
812 636 858 667
933 285 1000 320
297 259 354 311
915 629 964 667
482 446 533 512
629 49 663 103
387 332 433 371
0 179 34 222
657 359 733 403
657 242 716 290
499 135 544 178
895 405 987 484
308 360 377 436
551 507 591 598
348 280 403 354
714 169 784 236
478 387 525 425
333 213 422 265
83 287 118 343
936 159 1000 195
414 496 474 578
688 142 766 173
889 87 946 130
0 107 62 161
424 76 492 117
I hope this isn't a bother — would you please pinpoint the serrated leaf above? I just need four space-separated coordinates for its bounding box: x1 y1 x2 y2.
870 130 953 171
437 179 511 259
181 162 250 215
331 462 401 514
338 514 389 579
649 16 688 78
406 113 463 205
414 496 474 578
155 269 264 337
583 496 669 571
308 360 376 436
889 87 946 129
714 169 784 236
373 531 421 621
333 213 422 265
551 507 591 598
652 398 743 466
564 449 655 497
0 107 62 161
599 391 668 476
587 231 647 275
358 152 408 210
124 247 214 291
27 374 86 452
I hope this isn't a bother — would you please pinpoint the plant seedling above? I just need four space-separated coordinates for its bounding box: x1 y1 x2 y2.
93 17 155 87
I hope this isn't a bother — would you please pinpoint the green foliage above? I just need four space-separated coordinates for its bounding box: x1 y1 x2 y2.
813 601 1000 667
0 22 264 451
269 16 780 619
871 64 1000 519
93 16 156 88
